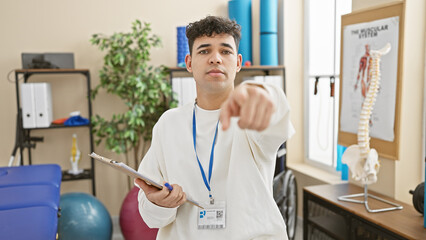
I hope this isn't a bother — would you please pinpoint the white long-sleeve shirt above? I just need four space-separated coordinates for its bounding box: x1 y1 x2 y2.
137 83 295 240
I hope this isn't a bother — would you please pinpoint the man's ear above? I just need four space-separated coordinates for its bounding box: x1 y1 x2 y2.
185 54 192 73
236 54 242 72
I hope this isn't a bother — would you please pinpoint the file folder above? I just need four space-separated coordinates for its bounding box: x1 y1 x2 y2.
34 83 53 128
20 83 36 129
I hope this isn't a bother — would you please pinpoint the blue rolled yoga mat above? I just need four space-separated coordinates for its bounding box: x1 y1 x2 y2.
260 34 278 65
260 0 278 33
260 0 278 66
177 26 189 67
228 0 252 63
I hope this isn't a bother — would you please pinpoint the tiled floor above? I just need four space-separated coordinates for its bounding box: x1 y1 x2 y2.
112 216 304 240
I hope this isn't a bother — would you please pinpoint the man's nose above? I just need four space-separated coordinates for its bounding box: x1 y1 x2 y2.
209 52 223 64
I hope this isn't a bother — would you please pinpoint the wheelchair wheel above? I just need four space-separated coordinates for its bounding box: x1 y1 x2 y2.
273 170 298 240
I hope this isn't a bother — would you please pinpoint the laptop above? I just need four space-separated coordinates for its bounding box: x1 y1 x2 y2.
21 53 74 69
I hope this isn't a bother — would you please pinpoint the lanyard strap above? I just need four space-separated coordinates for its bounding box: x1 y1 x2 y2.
192 105 219 202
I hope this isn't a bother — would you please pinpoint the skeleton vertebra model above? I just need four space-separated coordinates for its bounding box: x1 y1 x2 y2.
342 43 391 185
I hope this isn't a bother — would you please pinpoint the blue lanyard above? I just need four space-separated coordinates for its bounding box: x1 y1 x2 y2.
192 104 219 204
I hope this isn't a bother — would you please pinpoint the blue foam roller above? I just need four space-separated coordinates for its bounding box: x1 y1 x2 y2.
260 33 278 65
260 0 278 33
0 206 59 240
0 164 62 188
177 26 189 66
228 0 252 63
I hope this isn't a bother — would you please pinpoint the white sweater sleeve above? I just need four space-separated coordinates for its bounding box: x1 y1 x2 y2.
137 123 178 228
243 80 295 162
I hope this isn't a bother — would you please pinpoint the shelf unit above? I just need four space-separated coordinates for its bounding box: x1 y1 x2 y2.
303 184 426 240
168 65 287 175
13 69 96 195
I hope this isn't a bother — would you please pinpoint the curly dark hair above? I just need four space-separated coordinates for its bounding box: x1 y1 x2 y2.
186 16 241 55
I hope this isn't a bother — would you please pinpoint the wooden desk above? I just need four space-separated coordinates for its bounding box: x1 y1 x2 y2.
303 184 426 240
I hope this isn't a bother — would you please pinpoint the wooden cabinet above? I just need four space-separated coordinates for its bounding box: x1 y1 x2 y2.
303 184 426 240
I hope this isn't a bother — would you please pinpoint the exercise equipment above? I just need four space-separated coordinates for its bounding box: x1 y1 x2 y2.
260 0 278 65
0 164 61 240
409 182 424 214
273 169 298 240
58 192 112 240
228 0 252 63
120 186 158 240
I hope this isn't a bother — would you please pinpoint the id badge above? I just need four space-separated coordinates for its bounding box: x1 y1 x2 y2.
197 201 226 229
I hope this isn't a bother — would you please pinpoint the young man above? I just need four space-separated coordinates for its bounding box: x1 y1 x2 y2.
135 16 294 239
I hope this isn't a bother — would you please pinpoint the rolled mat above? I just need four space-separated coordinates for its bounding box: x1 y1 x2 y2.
228 0 252 63
260 33 278 66
260 0 278 34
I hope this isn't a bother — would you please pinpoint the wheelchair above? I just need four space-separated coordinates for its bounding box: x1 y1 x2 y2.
273 144 298 240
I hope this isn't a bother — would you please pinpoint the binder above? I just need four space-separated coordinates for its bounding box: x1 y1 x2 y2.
20 83 36 129
34 83 53 128
172 77 182 107
181 77 196 105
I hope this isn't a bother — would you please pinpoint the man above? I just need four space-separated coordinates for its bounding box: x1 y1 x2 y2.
135 16 294 239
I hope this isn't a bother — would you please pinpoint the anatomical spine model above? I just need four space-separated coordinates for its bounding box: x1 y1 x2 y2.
342 43 391 185
68 133 83 175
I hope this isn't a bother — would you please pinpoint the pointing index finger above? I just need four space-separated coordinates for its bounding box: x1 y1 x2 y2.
220 102 231 131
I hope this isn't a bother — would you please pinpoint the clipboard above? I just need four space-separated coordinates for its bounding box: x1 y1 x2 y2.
89 152 203 209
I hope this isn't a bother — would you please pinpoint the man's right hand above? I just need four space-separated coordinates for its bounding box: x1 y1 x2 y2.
134 178 187 208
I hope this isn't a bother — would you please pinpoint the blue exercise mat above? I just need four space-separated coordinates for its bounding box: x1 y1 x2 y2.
0 206 58 240
228 0 252 63
0 185 60 211
0 164 61 188
260 34 278 65
260 0 278 33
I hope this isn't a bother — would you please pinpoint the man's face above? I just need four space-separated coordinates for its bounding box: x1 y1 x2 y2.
185 33 242 96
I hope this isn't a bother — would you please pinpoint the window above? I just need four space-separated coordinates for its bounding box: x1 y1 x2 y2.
305 0 352 170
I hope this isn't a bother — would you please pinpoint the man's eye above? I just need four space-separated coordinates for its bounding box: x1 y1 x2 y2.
199 50 208 54
222 50 232 55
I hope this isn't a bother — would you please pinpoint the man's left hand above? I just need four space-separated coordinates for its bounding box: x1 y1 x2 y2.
220 84 275 131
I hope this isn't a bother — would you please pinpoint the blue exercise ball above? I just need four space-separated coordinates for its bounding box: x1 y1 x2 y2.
58 192 112 240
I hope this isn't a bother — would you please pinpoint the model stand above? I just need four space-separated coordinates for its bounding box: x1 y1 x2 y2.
338 184 402 213
339 44 402 213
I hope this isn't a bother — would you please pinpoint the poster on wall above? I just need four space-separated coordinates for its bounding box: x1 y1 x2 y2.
340 16 399 142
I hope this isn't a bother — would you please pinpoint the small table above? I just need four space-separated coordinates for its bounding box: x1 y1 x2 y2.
303 183 426 240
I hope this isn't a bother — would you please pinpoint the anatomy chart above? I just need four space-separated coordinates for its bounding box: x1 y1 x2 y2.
340 16 399 142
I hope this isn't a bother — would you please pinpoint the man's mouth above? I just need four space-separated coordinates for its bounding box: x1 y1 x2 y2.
207 68 225 77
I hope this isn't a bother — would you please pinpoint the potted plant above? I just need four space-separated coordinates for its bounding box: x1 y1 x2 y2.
90 20 176 173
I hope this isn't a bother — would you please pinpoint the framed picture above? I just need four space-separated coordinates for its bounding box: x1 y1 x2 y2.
338 2 405 160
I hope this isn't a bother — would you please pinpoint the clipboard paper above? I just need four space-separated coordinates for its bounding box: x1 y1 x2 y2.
88 152 203 209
